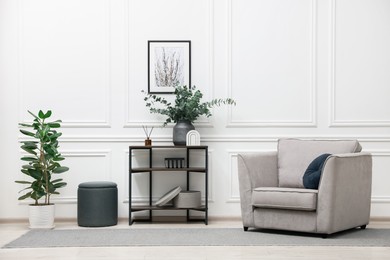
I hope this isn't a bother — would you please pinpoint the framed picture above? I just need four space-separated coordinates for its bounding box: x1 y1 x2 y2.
148 40 191 94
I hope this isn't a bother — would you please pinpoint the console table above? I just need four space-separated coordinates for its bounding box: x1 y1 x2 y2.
128 145 208 225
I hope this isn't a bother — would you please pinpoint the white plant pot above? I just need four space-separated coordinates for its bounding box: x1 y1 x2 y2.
29 204 55 229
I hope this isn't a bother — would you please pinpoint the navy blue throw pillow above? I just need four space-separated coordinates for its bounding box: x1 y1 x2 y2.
303 153 331 189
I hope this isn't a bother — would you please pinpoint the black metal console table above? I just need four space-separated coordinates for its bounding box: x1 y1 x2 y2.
128 145 208 225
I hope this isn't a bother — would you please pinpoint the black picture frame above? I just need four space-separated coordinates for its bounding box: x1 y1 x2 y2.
148 40 191 94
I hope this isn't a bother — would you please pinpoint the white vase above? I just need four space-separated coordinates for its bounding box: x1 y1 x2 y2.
29 204 55 229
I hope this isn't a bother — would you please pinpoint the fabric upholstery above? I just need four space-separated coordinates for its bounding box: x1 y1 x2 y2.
237 152 278 228
316 153 372 234
303 153 331 189
252 187 317 211
254 208 317 233
237 139 372 235
278 139 361 188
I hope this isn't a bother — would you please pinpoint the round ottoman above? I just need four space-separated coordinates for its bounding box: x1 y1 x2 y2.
77 181 118 227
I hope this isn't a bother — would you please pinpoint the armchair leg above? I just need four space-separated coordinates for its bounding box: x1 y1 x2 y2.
321 234 328 239
243 226 249 231
361 225 367 229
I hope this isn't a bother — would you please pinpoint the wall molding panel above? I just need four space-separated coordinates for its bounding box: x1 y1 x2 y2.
227 0 317 127
124 0 215 128
54 149 112 204
329 0 390 127
17 0 112 128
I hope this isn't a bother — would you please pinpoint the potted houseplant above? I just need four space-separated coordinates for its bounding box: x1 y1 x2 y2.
143 85 236 145
16 110 69 229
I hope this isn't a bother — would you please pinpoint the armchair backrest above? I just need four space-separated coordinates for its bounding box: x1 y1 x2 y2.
277 139 362 188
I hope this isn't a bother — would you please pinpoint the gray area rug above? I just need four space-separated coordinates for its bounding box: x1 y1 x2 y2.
3 228 390 248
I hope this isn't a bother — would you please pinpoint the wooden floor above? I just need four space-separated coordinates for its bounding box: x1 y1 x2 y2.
1 218 390 260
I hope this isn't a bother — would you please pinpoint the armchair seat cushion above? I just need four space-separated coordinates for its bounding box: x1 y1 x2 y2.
252 187 318 211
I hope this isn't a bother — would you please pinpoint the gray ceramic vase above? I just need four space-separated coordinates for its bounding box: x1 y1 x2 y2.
173 120 195 146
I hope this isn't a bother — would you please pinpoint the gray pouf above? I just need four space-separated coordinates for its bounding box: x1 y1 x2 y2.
77 181 118 227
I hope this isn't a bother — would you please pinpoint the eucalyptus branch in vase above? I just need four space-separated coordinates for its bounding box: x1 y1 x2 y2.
142 85 236 145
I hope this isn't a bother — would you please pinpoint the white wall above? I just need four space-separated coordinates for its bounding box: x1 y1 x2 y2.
1 0 390 221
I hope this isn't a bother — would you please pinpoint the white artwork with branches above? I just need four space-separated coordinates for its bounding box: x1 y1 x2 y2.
148 41 190 94
154 47 185 88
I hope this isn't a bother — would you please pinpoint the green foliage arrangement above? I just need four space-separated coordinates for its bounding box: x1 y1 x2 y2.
143 85 236 126
16 110 69 205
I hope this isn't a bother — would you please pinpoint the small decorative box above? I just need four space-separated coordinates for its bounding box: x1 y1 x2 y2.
173 191 201 208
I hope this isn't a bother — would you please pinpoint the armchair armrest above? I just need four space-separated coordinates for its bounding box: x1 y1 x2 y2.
237 152 278 227
317 152 372 233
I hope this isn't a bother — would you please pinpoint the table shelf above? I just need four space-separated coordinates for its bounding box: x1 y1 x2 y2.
131 167 206 173
131 205 206 212
129 145 208 225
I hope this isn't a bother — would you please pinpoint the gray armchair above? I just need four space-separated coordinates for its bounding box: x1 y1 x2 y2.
237 139 372 237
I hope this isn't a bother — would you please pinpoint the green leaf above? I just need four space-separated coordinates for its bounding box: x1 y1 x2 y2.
15 180 32 184
32 181 44 192
19 123 33 127
47 162 60 171
18 192 32 200
45 154 54 161
53 156 65 161
27 169 42 180
52 132 62 139
51 178 63 183
48 122 60 128
21 141 38 146
53 182 67 189
44 110 52 118
38 110 45 119
39 124 50 139
21 147 37 155
18 186 33 193
47 183 55 193
21 169 29 175
32 163 41 169
21 143 37 149
20 129 36 137
21 143 37 152
31 190 44 201
21 156 37 162
52 166 69 173
43 146 57 156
